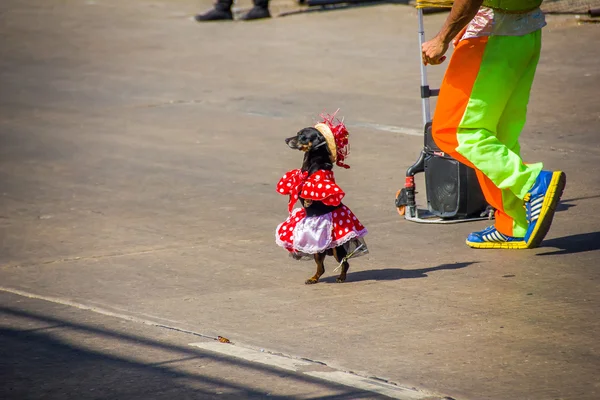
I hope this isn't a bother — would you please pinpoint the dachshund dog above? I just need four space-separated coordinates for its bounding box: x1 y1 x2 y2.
284 127 351 284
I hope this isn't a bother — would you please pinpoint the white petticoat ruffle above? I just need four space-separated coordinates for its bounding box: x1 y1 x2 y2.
292 214 334 254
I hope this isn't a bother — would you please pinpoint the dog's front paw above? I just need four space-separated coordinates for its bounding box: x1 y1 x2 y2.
305 277 319 285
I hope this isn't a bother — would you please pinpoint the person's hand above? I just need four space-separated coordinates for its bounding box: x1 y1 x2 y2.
421 36 449 66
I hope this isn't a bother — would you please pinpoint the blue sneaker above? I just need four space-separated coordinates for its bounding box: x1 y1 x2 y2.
523 170 566 249
466 225 526 249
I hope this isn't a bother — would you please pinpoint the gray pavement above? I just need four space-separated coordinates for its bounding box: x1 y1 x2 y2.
1 1 599 399
0 291 403 399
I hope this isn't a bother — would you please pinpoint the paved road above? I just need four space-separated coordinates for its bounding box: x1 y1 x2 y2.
1 291 416 399
1 1 599 399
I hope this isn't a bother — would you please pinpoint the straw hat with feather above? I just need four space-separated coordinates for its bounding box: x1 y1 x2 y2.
313 112 351 169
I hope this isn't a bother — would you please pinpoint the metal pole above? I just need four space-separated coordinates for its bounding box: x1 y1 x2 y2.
417 8 431 127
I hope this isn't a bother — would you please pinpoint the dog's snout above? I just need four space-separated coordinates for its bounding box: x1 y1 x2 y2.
285 136 299 149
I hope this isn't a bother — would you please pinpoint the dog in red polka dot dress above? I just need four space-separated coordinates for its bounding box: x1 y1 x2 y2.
275 112 368 284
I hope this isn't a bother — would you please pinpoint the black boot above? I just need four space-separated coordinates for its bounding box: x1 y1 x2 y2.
195 0 233 22
195 8 233 21
240 6 271 20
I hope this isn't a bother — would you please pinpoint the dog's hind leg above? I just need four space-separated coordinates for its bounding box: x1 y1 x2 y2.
332 246 350 283
306 252 326 285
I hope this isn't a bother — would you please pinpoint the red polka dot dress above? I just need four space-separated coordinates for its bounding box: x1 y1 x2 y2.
275 169 368 256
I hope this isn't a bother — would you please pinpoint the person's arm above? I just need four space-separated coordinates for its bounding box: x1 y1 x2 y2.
421 0 483 65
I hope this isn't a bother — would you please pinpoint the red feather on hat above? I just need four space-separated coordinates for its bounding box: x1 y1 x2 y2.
320 110 350 169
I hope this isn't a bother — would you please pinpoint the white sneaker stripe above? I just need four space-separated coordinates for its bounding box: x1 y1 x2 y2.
531 197 544 206
530 205 542 217
482 231 506 242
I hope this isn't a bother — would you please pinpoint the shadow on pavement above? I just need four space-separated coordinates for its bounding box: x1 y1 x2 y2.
556 194 600 212
0 307 389 400
320 262 476 283
537 231 600 256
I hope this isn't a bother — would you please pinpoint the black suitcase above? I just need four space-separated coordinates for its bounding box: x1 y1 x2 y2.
423 123 488 219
